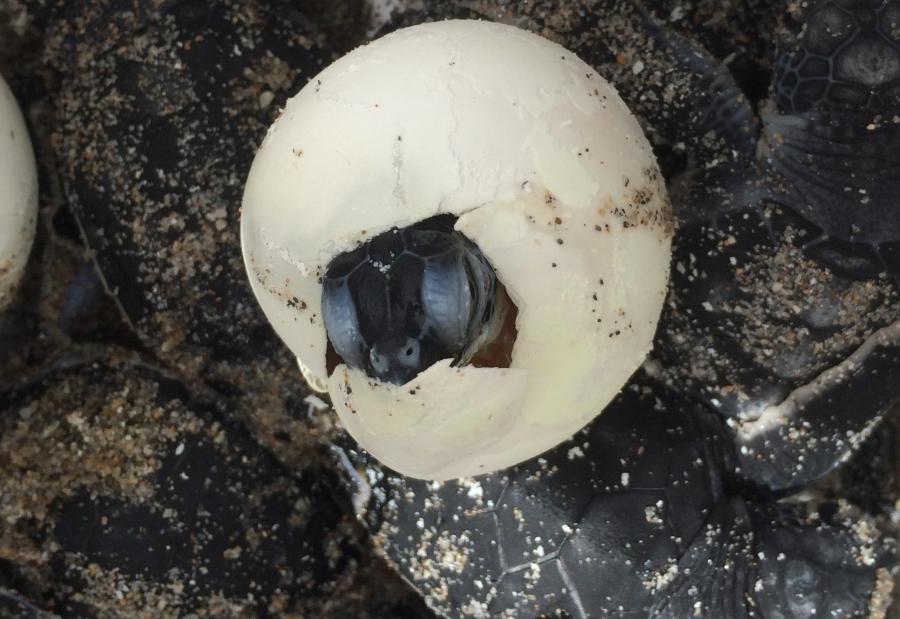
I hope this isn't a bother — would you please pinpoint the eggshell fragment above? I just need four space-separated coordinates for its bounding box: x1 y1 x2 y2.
242 20 672 479
0 74 38 310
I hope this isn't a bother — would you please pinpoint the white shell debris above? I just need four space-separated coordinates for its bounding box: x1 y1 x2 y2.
241 20 672 479
0 73 38 310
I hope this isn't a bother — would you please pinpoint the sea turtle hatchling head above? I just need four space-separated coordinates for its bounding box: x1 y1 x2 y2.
321 214 511 387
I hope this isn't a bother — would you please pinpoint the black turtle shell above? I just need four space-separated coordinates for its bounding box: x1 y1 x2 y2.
0 356 419 617
359 377 729 617
774 0 900 114
47 0 349 483
53 0 330 364
355 374 887 618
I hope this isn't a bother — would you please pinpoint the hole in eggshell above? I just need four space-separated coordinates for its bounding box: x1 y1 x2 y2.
321 214 520 383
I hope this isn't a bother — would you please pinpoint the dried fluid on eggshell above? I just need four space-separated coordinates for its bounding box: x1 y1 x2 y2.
241 20 672 480
0 74 38 310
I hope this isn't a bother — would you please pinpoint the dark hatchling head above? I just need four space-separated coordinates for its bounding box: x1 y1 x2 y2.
322 215 510 386
343 1 899 618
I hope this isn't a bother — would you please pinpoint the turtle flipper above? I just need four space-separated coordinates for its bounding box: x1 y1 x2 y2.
636 7 759 160
563 0 762 223
649 498 756 618
762 111 900 245
634 7 765 225
650 499 890 619
656 197 900 490
734 321 900 491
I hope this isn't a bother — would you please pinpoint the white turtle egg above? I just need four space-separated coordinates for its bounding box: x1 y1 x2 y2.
241 20 672 480
0 73 38 310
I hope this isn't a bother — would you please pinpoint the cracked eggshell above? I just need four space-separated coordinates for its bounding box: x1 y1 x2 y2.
0 74 38 310
241 20 672 480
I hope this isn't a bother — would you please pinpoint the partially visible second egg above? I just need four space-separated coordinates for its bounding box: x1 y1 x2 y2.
0 74 38 310
241 20 673 480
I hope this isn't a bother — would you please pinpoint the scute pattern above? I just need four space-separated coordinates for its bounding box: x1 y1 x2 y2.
365 380 730 618
775 0 900 112
361 377 889 618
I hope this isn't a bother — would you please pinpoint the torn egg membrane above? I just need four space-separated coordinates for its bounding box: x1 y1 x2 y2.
241 20 672 479
0 74 38 310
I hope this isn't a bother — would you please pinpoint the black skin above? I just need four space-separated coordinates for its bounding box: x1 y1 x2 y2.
350 0 899 617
